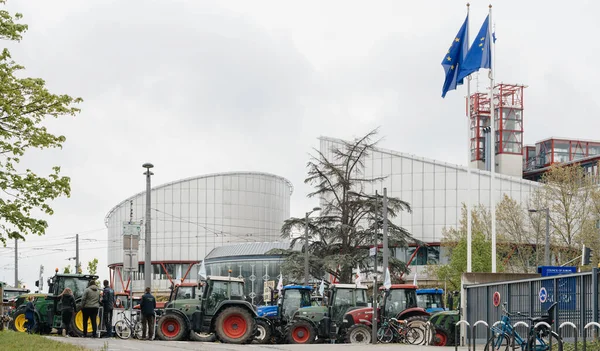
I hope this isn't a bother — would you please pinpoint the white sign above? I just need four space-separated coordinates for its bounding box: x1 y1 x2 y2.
122 222 142 236
369 247 376 257
123 251 139 272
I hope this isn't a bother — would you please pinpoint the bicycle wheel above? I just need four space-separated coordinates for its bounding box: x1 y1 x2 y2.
377 326 394 343
404 325 425 345
484 332 511 351
133 322 144 339
527 329 562 351
114 320 132 339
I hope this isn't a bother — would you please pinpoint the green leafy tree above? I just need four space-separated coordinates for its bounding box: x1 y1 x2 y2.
87 258 98 275
430 205 502 290
0 1 82 245
63 265 71 274
275 129 418 283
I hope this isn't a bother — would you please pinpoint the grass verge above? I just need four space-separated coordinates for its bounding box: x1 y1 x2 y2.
0 330 91 351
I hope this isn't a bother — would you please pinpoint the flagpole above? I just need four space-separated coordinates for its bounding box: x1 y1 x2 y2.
466 2 472 274
488 4 497 273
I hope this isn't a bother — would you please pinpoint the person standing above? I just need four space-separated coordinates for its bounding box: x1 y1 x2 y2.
24 296 36 334
59 288 76 337
101 280 114 338
80 280 101 338
140 287 156 340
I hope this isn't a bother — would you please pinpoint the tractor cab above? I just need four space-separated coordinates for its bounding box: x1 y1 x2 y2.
3 287 30 304
380 284 420 318
163 282 201 310
416 288 446 313
46 273 99 299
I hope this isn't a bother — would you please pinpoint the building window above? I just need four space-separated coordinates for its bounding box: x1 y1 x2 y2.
407 246 440 266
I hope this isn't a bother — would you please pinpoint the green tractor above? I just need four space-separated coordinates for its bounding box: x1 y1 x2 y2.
9 270 99 335
285 283 369 344
156 276 256 344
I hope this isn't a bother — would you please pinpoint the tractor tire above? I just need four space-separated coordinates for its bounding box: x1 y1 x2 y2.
9 310 28 333
345 324 372 344
214 307 255 344
255 319 272 344
287 320 316 344
157 313 188 341
432 326 453 346
189 331 217 342
72 309 101 337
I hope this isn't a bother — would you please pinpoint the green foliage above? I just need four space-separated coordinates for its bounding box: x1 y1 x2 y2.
429 205 503 290
87 258 98 275
63 265 71 274
274 129 419 283
0 1 82 245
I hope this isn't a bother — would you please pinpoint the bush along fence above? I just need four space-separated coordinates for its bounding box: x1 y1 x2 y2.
451 267 600 350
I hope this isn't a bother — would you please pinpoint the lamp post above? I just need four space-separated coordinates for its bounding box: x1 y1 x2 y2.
304 207 321 286
529 207 550 266
143 163 154 291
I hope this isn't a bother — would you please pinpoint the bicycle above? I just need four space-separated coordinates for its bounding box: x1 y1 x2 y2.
485 302 562 351
113 311 143 339
377 317 424 344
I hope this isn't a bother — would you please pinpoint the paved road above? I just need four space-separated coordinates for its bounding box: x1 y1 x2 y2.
49 337 471 351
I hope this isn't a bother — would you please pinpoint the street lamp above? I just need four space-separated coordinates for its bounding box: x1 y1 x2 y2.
529 207 550 266
143 163 154 291
304 206 322 285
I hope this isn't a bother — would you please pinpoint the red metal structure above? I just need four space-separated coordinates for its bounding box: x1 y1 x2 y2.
468 83 525 163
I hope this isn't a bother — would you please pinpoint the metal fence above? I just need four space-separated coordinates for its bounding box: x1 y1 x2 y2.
464 268 599 343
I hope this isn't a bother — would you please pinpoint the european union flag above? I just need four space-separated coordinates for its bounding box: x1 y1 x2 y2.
457 15 491 83
441 15 469 98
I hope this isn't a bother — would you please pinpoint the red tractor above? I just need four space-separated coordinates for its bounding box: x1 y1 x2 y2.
342 284 430 344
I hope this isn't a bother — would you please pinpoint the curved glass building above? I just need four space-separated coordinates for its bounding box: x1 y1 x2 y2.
104 172 293 294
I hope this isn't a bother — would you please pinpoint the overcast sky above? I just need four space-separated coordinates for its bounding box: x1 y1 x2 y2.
1 0 599 290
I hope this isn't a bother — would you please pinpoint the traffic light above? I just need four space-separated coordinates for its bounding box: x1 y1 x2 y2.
582 245 592 266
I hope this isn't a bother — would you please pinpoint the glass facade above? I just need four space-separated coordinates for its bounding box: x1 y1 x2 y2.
319 137 540 281
205 257 287 306
105 172 293 293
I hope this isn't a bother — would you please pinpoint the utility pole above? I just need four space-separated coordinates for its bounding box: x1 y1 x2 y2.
14 238 18 287
143 163 154 291
75 234 80 273
39 265 44 292
382 188 389 272
371 190 378 344
304 211 310 286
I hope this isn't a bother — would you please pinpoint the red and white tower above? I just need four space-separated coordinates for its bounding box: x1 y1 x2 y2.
469 83 525 177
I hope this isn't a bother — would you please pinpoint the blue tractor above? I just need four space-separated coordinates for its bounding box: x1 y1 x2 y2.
416 288 446 314
255 285 313 344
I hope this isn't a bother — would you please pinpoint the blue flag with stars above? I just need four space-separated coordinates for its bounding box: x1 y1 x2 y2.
441 15 469 98
457 15 491 83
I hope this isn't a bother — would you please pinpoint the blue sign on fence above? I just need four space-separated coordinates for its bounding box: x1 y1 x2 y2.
537 266 577 311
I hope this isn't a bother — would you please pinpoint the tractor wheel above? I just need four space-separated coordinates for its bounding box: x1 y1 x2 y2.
72 310 101 337
255 319 272 344
190 330 217 342
214 307 255 344
345 324 372 344
9 310 27 333
287 320 316 344
432 326 453 346
157 314 188 341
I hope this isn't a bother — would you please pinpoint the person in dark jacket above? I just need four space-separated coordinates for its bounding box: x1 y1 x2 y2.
59 288 76 337
140 287 156 340
80 280 101 337
24 296 36 334
101 280 114 337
